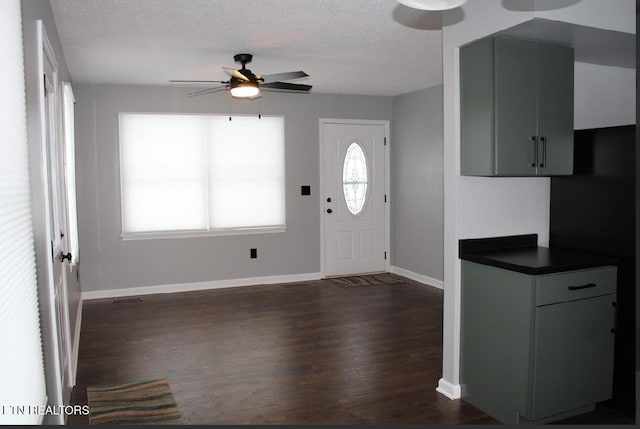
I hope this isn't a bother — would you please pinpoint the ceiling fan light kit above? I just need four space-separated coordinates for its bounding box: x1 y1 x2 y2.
397 0 467 11
230 81 260 98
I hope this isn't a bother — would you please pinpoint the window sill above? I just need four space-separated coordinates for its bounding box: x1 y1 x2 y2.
121 226 287 241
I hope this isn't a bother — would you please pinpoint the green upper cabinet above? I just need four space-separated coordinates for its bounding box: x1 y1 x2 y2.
460 36 574 176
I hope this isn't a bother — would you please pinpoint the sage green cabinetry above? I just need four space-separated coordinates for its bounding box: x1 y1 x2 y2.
460 262 616 424
460 36 574 176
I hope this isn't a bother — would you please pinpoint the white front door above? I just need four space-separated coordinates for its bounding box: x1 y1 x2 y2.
321 120 388 277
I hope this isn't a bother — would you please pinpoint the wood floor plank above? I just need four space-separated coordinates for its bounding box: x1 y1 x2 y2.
68 276 632 425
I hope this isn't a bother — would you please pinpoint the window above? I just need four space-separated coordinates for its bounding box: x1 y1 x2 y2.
119 113 285 238
62 82 79 264
342 142 368 216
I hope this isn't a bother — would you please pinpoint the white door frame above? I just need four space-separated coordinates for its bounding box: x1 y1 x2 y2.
319 118 391 277
30 21 65 423
44 56 73 404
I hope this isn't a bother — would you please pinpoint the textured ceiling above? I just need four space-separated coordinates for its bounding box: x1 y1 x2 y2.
50 0 444 97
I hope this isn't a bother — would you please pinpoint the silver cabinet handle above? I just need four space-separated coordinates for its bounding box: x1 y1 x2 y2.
531 136 538 168
539 136 546 168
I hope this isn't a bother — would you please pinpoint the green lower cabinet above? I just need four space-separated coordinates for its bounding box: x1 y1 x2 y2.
461 262 616 424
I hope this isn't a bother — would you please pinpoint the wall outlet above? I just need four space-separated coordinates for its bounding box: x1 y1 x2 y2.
250 248 257 259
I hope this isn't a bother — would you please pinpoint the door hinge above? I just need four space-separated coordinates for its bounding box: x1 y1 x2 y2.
384 251 387 260
50 240 54 261
384 137 387 146
384 194 387 203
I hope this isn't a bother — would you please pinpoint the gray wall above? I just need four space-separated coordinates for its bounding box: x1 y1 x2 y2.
75 84 393 292
573 62 636 129
391 86 444 281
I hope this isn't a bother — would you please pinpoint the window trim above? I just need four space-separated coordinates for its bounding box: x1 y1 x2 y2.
118 112 287 240
121 225 287 241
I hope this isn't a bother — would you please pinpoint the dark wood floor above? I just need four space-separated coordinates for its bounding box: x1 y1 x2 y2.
68 275 634 425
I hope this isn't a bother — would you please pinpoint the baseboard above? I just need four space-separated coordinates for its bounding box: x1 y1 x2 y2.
436 378 462 399
390 265 443 289
71 298 82 386
517 404 595 425
81 272 323 301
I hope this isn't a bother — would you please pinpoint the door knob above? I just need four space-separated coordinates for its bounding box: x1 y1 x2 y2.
326 208 333 214
60 252 72 262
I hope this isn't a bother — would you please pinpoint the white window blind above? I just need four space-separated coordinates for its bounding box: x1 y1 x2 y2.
119 113 285 237
207 116 285 229
62 82 79 265
0 0 48 424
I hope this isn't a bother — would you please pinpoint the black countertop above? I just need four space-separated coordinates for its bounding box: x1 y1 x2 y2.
459 234 617 275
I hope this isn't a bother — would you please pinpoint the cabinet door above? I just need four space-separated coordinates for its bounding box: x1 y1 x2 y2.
460 38 496 176
529 294 615 420
537 42 574 175
494 37 538 176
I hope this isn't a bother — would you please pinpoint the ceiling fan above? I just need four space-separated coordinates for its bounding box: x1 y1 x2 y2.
170 53 312 99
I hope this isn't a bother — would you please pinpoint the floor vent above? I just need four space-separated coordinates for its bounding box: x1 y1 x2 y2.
112 297 143 304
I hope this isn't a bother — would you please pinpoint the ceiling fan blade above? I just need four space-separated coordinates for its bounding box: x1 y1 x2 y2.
261 82 312 92
187 85 228 97
170 80 226 85
260 71 309 83
222 67 250 81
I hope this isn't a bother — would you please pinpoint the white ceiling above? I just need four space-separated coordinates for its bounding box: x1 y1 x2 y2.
50 0 445 97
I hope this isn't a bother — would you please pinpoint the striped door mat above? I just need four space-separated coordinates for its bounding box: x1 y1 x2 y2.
87 379 182 425
326 273 404 288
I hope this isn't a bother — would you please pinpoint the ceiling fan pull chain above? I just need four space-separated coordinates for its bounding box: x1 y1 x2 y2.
228 93 232 121
258 97 262 119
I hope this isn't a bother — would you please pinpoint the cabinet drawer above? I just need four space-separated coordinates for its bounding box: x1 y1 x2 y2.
535 266 616 306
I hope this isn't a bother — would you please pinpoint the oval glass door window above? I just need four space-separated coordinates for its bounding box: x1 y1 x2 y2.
342 142 368 216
